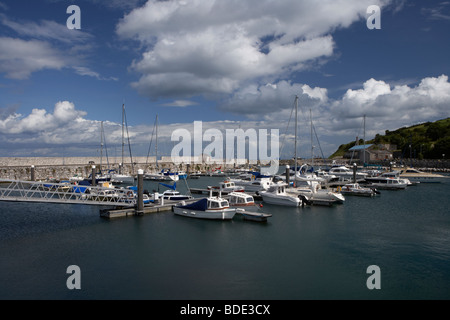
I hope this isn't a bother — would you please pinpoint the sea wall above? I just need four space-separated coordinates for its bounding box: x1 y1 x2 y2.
0 157 448 181
0 157 249 181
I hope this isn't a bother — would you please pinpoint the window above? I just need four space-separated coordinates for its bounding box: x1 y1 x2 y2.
210 201 219 208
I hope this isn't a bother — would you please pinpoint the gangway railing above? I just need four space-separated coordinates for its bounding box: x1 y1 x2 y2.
0 179 137 207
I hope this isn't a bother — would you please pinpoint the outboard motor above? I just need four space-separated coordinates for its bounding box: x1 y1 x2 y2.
298 194 313 206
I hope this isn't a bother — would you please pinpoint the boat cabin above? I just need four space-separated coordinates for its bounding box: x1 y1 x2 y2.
229 192 255 206
267 184 287 194
208 198 229 209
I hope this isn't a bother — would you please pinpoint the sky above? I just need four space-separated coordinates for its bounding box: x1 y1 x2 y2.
0 0 449 161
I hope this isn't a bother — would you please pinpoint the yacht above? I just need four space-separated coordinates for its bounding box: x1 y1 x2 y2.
259 184 305 207
398 167 447 183
230 172 276 192
364 172 408 190
328 166 368 181
288 183 345 206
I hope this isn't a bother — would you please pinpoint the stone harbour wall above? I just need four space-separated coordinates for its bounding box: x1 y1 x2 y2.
0 157 448 181
0 157 246 181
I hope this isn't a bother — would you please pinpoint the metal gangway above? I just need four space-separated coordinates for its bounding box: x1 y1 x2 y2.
0 179 138 207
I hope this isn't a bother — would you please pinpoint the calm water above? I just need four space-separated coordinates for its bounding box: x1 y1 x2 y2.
1 174 449 300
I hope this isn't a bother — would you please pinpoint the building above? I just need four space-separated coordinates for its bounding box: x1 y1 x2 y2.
346 144 395 163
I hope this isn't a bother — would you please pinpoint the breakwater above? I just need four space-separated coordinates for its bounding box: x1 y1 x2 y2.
0 157 250 181
0 157 448 181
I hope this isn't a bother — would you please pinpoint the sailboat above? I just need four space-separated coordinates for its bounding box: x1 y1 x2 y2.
144 115 180 181
110 104 135 184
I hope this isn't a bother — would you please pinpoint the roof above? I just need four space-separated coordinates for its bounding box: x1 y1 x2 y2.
349 144 373 151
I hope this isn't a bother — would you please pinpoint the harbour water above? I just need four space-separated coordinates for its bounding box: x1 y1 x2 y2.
1 174 449 300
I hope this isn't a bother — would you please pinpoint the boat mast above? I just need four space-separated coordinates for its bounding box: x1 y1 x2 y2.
294 95 298 186
121 103 125 174
363 114 366 166
100 121 104 175
310 108 313 168
155 114 158 169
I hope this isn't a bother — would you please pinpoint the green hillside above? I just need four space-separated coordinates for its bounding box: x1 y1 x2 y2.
330 117 450 159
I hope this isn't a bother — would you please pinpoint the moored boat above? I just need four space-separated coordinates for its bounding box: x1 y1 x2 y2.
364 172 408 190
398 167 447 183
173 196 236 220
208 179 245 193
339 183 379 197
259 183 305 207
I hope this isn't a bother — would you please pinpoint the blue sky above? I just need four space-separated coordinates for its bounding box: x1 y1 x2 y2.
0 0 449 159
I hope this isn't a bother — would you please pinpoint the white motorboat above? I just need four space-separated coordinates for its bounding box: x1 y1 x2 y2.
328 166 368 181
315 169 338 183
208 179 245 193
144 170 180 181
110 173 135 184
339 183 379 197
398 167 447 183
286 171 344 205
158 189 193 201
173 196 237 220
364 172 408 189
259 184 305 207
230 172 275 192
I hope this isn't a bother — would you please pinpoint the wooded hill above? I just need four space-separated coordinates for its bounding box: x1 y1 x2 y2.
330 117 450 160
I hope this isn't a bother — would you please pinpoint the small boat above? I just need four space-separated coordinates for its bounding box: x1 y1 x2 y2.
228 192 272 222
153 182 193 201
364 172 408 190
162 169 180 181
173 196 236 220
208 180 245 193
259 183 305 207
228 192 257 207
110 171 135 184
339 183 379 197
117 188 152 204
159 190 193 201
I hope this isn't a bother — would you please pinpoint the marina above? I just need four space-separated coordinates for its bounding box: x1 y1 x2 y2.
1 171 449 300
1 0 450 307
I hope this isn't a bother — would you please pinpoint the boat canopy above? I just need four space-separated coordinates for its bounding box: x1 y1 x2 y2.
178 198 208 211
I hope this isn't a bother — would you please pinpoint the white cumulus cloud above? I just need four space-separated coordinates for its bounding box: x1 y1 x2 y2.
117 0 387 100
